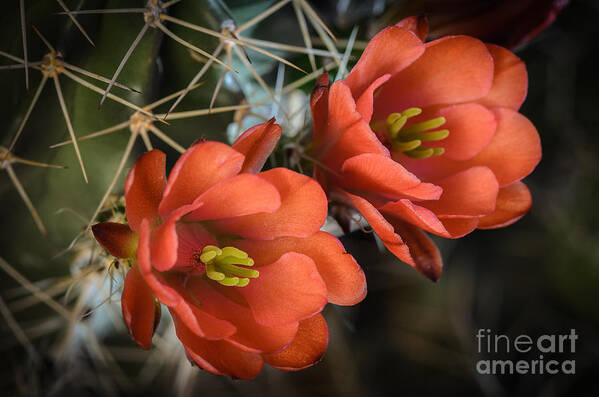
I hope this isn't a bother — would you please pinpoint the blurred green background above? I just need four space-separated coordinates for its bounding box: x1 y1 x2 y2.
1 0 598 396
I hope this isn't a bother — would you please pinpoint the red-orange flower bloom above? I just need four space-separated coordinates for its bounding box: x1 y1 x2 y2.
310 17 541 281
92 120 366 379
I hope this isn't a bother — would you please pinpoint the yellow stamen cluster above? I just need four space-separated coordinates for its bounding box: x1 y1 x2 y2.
385 108 449 159
199 245 258 287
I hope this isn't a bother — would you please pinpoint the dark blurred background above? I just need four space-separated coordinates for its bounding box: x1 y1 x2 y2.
1 0 598 396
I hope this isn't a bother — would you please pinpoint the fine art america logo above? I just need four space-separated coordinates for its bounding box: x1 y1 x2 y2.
476 329 577 375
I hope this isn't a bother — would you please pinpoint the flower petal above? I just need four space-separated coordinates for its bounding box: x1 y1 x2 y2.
238 252 328 327
189 278 299 354
315 81 389 174
477 44 528 110
310 73 330 145
395 15 429 41
121 265 160 349
345 26 424 98
137 219 180 306
232 232 367 306
162 275 237 340
139 221 236 339
315 80 360 150
212 168 327 240
439 217 479 238
355 74 391 123
173 222 218 270
422 166 499 217
172 314 263 379
340 154 423 200
384 218 443 281
478 181 532 229
92 222 137 258
158 142 244 218
337 189 412 263
151 200 203 272
399 108 541 187
374 35 494 117
380 199 449 237
124 150 166 231
262 313 329 371
338 189 443 280
469 108 541 186
232 119 282 174
431 103 497 161
185 174 281 222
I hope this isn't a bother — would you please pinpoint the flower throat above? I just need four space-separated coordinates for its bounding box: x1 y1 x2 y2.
373 108 449 159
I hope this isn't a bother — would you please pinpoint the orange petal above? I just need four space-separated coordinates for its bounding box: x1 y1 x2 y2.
232 231 367 306
355 74 390 123
162 275 237 340
92 222 138 258
172 314 263 379
262 313 329 371
185 174 281 221
345 26 424 98
398 182 443 201
337 189 413 263
151 200 203 271
310 73 330 145
173 222 217 270
189 278 298 354
432 104 497 161
422 166 499 217
380 199 449 237
340 154 423 200
213 168 327 240
399 108 541 187
158 142 244 218
318 81 389 171
478 181 532 229
395 15 429 41
477 44 528 110
315 80 361 150
469 108 541 186
374 35 494 117
232 119 282 174
139 221 236 339
124 150 166 231
121 265 160 349
137 219 180 306
238 253 327 327
439 217 479 238
338 189 443 280
385 218 443 281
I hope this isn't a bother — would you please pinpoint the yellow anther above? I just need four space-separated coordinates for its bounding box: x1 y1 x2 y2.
392 139 421 152
401 108 423 118
406 147 435 159
386 113 408 139
219 276 240 286
237 278 250 287
198 245 258 287
199 250 219 264
402 117 446 135
382 108 449 159
221 246 248 259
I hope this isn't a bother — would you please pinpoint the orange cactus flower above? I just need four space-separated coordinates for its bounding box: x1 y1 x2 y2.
92 120 366 379
310 16 541 281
